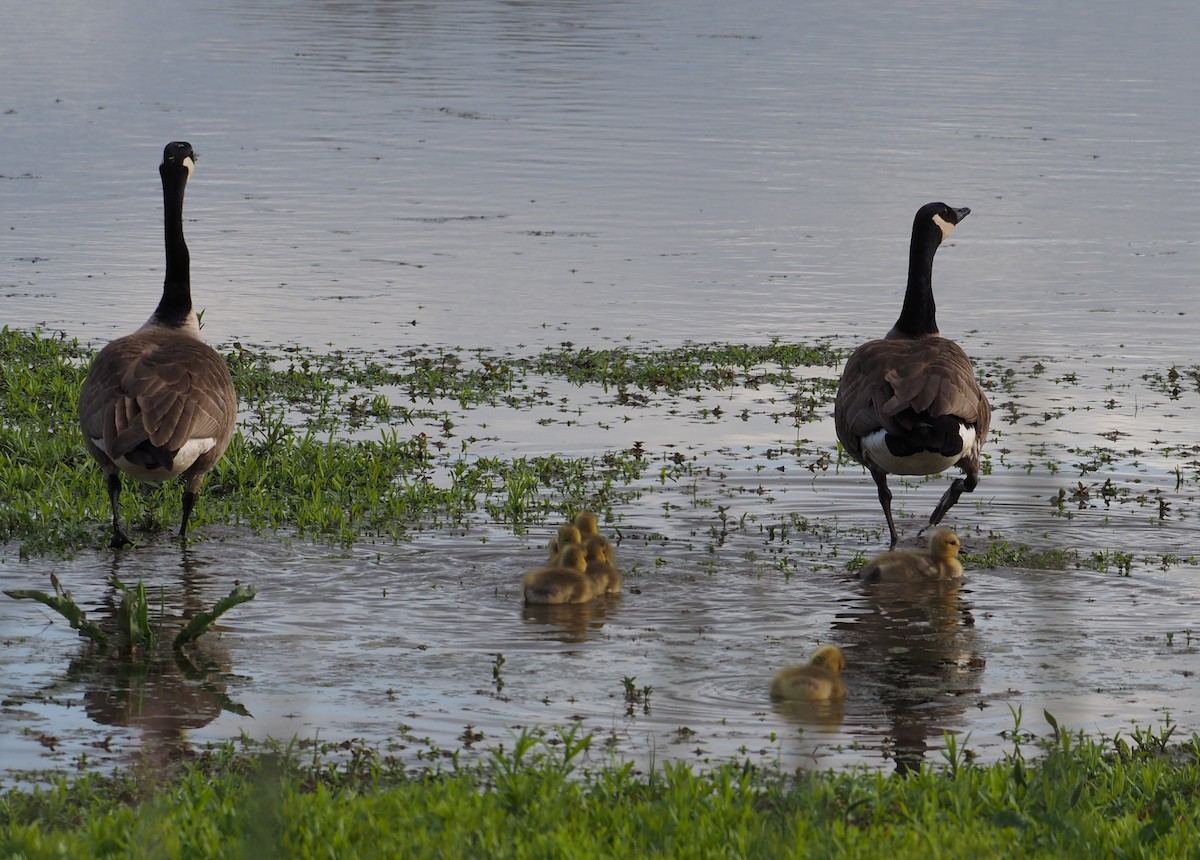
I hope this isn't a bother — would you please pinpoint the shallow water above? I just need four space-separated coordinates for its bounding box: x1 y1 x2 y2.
3 0 1200 779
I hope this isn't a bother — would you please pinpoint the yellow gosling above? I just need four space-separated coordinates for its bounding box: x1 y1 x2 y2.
769 645 847 702
546 523 583 559
858 527 963 583
583 535 623 595
574 511 600 540
523 545 595 605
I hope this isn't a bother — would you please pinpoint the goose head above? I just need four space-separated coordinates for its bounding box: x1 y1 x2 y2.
915 201 970 246
160 141 196 182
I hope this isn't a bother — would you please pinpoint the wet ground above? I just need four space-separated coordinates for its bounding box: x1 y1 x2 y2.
3 342 1200 779
3 0 1200 780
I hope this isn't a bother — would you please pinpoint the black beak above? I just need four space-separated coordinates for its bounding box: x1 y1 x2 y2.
953 206 971 222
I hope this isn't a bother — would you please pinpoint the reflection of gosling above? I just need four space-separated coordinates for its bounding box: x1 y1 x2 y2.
583 535 623 595
546 523 583 559
858 528 963 583
769 645 847 701
524 545 595 605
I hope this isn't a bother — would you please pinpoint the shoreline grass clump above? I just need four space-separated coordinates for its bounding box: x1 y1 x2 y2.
3 721 1200 858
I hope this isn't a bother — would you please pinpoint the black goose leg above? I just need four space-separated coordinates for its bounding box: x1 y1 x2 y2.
107 473 132 549
869 466 899 548
928 467 979 528
179 489 197 543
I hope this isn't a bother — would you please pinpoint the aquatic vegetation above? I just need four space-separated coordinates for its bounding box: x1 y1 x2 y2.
3 325 1199 587
5 574 255 653
3 573 108 646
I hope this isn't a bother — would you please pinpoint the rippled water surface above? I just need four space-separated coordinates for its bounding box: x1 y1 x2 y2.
3 0 1200 779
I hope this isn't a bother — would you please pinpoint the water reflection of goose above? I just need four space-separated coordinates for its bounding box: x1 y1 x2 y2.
78 141 238 548
833 203 991 548
834 576 983 774
77 551 238 772
858 528 964 583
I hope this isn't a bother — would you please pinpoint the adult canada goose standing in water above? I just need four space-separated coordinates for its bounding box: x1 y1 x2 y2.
834 203 990 548
78 142 237 548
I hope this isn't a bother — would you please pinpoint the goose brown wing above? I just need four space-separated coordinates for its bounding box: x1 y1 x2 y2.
120 340 236 451
836 337 990 454
80 334 236 460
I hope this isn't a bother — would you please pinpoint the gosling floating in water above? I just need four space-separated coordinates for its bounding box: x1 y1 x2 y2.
857 527 963 583
769 645 847 702
574 510 600 541
523 544 595 605
546 523 583 559
583 535 623 595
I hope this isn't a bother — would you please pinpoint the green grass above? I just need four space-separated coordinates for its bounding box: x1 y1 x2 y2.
3 724 1199 858
0 326 852 555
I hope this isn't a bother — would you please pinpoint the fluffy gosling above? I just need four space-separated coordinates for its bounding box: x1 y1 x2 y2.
583 535 623 595
858 527 963 583
769 645 847 701
523 544 595 605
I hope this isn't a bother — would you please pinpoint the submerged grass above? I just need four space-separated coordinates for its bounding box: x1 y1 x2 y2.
1 326 849 555
4 325 1200 578
3 724 1199 858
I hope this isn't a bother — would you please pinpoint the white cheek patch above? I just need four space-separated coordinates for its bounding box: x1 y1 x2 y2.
932 212 956 241
183 156 195 178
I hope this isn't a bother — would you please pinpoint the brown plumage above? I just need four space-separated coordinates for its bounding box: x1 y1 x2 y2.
769 645 847 701
834 202 990 548
583 535 623 595
78 142 237 548
523 545 595 605
858 527 964 583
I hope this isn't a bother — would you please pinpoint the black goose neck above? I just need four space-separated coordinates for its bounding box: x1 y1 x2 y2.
889 225 942 339
154 166 192 327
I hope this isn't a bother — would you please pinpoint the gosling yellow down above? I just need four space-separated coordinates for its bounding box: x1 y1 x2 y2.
546 523 583 559
583 535 623 595
769 645 847 701
523 545 595 605
858 527 963 583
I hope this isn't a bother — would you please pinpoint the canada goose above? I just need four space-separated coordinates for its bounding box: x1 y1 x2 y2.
583 535 623 595
769 644 847 701
78 142 237 548
834 202 990 548
858 527 964 583
523 544 596 605
546 523 583 559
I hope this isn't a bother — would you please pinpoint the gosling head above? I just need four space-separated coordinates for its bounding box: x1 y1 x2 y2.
583 534 611 563
558 544 587 573
928 528 962 561
548 523 584 556
808 644 846 674
573 511 599 538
